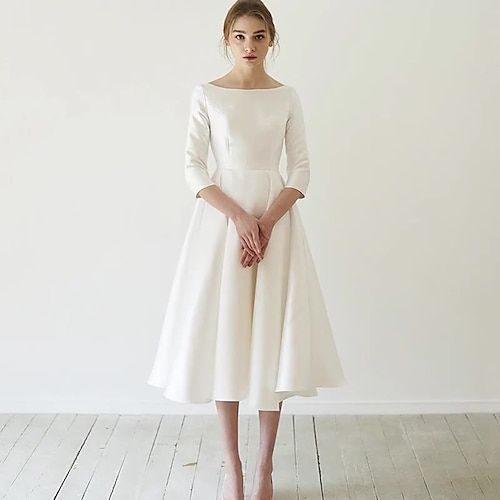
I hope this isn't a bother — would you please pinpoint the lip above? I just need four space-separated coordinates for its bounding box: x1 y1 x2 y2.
243 55 257 59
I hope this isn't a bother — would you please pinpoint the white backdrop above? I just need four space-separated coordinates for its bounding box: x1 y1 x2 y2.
1 0 499 415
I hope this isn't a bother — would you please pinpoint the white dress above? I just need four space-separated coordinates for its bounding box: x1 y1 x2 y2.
147 82 347 411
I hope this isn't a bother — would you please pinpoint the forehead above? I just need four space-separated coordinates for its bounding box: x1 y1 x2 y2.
232 15 268 33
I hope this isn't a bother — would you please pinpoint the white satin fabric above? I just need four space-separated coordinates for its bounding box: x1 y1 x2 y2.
147 83 347 411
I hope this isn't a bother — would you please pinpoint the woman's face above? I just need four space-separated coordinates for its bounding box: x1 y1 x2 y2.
226 15 272 67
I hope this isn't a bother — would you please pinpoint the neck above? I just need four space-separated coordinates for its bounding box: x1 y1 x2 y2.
226 67 269 86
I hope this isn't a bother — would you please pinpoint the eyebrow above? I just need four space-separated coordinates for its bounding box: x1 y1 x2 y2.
232 29 266 34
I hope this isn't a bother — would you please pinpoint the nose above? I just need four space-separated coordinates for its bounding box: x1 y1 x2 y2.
245 46 255 53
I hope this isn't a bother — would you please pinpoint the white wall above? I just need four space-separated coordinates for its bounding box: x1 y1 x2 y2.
1 0 499 415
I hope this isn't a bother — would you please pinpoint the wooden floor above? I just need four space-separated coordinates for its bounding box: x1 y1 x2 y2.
0 413 499 499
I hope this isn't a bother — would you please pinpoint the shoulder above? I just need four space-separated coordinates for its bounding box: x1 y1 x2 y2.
285 85 303 109
188 83 208 106
274 83 300 101
190 83 206 95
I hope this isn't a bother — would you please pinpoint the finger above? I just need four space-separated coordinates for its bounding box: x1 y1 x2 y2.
242 247 254 267
253 251 261 265
243 251 253 267
241 246 249 264
241 250 248 266
241 236 253 255
251 232 262 257
247 255 254 267
246 240 259 260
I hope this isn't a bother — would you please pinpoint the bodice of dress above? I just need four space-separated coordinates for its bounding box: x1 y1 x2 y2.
184 82 310 199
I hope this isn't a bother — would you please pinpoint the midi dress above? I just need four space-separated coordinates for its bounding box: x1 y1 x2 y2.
147 82 347 411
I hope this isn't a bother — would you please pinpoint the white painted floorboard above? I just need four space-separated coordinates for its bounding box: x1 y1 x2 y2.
1 413 499 499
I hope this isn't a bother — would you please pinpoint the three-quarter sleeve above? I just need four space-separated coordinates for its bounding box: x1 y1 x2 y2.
184 84 216 198
284 88 310 199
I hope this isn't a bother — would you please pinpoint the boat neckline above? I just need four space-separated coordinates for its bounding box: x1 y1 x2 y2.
206 82 288 91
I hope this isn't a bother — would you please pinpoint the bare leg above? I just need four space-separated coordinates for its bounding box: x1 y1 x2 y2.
250 400 283 500
215 400 244 500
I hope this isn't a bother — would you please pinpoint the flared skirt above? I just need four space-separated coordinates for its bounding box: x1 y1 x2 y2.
147 166 347 411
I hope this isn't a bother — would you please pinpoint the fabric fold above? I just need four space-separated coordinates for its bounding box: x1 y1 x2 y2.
148 167 346 411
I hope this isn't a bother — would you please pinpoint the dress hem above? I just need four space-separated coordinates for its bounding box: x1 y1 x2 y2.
147 375 348 412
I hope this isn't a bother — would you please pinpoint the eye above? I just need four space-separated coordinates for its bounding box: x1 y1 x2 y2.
234 34 265 41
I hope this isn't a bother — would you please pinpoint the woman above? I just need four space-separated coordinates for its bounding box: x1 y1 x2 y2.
148 1 347 498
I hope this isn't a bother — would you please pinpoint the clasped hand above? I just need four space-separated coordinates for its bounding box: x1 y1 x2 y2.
233 212 275 268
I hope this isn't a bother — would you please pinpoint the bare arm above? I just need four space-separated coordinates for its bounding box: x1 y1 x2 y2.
239 187 303 268
260 187 303 226
200 183 304 261
196 185 262 258
196 184 245 221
